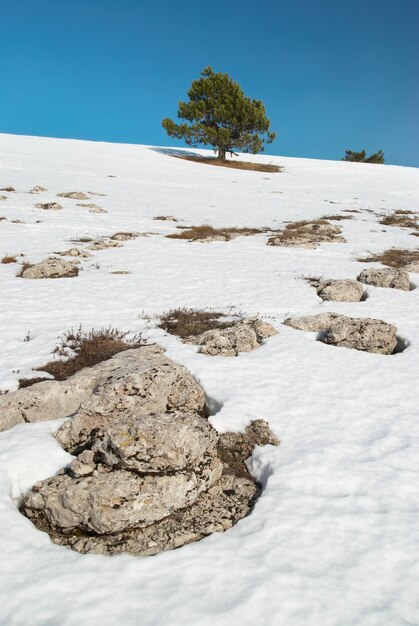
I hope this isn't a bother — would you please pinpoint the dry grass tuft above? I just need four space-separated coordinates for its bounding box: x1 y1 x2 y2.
160 308 236 339
1 254 17 264
320 214 353 221
173 155 282 173
0 186 15 192
379 211 418 230
358 248 419 269
16 262 33 277
18 326 145 388
0 216 7 221
167 224 264 241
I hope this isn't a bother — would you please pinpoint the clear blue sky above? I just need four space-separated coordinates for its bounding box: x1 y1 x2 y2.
1 0 418 166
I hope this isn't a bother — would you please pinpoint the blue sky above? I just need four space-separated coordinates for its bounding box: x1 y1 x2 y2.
1 0 418 166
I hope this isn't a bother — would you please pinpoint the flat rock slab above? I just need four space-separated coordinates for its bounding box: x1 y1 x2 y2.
357 268 410 291
284 313 398 354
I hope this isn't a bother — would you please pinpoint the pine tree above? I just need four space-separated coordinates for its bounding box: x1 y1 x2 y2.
342 149 385 164
162 67 275 161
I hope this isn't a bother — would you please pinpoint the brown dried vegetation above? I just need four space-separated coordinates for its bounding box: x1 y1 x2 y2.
167 224 264 241
18 326 145 388
379 211 418 230
173 155 282 173
159 308 237 339
1 254 17 264
358 248 419 269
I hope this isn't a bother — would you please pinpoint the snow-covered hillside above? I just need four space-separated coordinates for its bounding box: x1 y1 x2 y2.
0 133 418 626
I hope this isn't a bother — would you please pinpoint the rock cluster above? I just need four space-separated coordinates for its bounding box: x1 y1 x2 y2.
185 318 278 356
284 313 398 354
20 257 79 279
268 220 345 249
17 346 279 556
357 267 410 291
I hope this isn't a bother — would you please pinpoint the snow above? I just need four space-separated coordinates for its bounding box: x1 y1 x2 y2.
0 133 418 626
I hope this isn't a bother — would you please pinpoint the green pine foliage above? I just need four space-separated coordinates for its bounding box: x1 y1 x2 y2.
342 149 385 164
162 67 275 161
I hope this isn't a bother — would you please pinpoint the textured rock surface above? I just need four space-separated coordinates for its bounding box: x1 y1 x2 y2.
268 221 344 249
57 248 91 258
57 192 89 200
22 415 278 556
357 268 410 291
87 239 122 250
186 318 277 356
29 185 47 193
0 346 204 433
316 279 365 302
35 202 62 210
56 351 205 453
284 313 398 354
21 257 79 279
111 232 139 241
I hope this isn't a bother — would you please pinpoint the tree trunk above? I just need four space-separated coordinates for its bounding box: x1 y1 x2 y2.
217 148 226 162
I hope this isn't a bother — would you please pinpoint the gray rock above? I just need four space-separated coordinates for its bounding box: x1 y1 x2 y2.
20 257 79 279
35 202 63 210
0 346 204 434
316 279 364 302
29 186 47 193
357 268 410 291
268 221 345 249
186 318 277 357
57 248 91 258
110 232 139 241
21 418 278 556
57 192 89 200
87 239 122 250
284 313 397 354
55 349 205 452
93 412 218 473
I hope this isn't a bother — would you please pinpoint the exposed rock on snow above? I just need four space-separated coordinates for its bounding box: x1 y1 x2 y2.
20 257 79 279
315 278 365 302
0 194 7 201
268 220 345 249
284 313 398 354
35 202 63 210
28 185 47 193
357 268 410 291
111 232 139 241
57 248 91 258
57 192 89 200
186 318 277 356
0 345 204 435
22 411 278 555
87 239 122 250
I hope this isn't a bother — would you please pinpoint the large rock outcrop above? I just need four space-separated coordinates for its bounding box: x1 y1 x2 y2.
357 268 410 291
20 257 79 279
284 313 398 354
0 346 204 433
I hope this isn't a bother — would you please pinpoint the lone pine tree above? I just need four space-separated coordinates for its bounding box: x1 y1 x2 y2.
342 149 385 164
162 66 275 162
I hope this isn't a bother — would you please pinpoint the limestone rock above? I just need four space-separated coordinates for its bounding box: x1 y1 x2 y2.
111 232 138 241
93 412 218 473
186 318 277 357
29 186 47 193
57 192 89 200
284 313 397 354
316 279 364 302
87 239 121 250
35 202 63 210
0 346 204 434
55 349 206 452
268 220 344 249
21 257 79 279
357 268 410 291
57 248 91 258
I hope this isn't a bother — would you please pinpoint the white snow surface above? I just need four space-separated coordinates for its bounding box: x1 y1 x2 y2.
0 133 418 626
